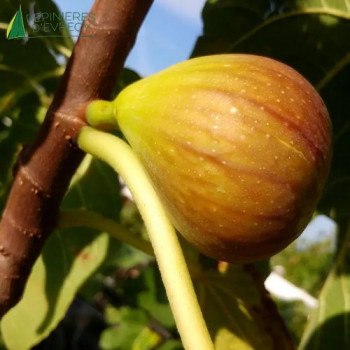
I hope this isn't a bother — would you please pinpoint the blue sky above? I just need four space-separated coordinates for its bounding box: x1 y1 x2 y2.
56 0 206 76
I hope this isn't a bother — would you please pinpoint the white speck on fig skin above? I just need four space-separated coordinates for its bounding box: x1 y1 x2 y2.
230 106 238 114
216 186 226 194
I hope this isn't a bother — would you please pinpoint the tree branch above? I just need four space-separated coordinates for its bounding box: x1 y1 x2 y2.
0 0 153 318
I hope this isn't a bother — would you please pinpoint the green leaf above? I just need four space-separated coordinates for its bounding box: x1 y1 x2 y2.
124 265 176 329
114 68 142 96
133 327 162 350
0 0 70 209
0 229 109 350
156 340 183 350
194 0 350 83
97 264 181 349
108 231 292 349
299 222 350 350
194 262 294 349
317 65 350 222
100 307 161 350
0 155 123 349
62 155 122 219
0 0 72 113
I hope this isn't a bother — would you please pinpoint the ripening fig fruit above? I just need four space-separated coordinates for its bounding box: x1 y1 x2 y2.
114 54 332 263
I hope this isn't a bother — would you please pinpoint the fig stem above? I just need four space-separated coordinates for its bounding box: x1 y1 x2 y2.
85 100 117 129
58 209 153 255
77 126 215 350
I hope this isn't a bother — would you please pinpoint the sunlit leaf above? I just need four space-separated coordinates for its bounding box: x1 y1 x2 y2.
299 222 350 350
100 307 161 350
192 261 294 349
1 229 109 350
0 155 123 349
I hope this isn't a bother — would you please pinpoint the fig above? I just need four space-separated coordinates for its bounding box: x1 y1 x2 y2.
114 54 332 263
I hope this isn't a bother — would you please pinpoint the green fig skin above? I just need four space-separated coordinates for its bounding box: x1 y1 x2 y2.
114 54 332 263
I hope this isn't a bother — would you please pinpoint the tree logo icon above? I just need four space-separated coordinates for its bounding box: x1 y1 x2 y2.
6 5 27 40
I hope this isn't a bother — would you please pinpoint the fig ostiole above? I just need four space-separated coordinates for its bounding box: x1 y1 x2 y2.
89 54 332 263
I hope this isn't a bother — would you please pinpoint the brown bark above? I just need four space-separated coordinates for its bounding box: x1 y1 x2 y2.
0 0 153 318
